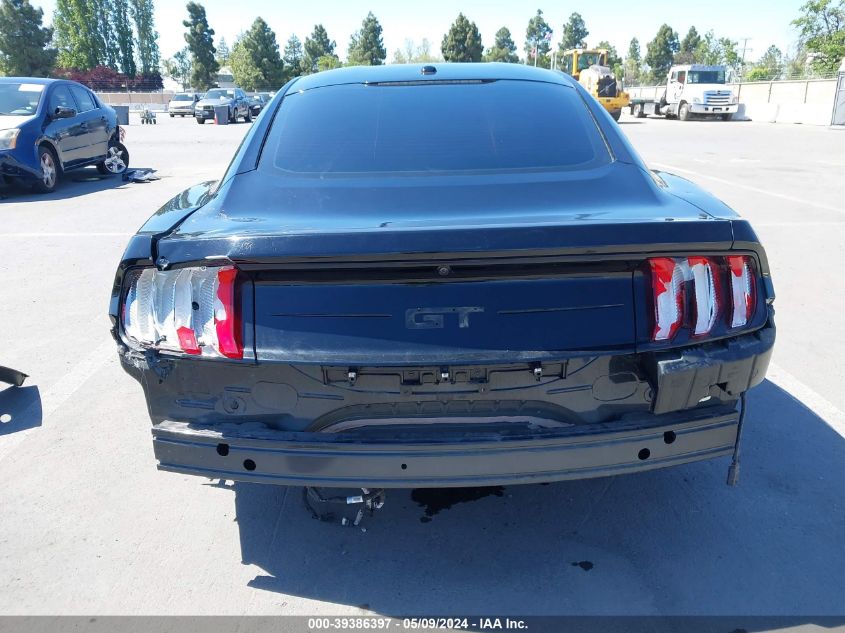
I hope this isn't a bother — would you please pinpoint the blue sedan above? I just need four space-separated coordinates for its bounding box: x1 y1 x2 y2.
0 77 129 193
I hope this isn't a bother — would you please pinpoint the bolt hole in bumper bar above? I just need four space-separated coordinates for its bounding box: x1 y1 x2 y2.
153 409 740 488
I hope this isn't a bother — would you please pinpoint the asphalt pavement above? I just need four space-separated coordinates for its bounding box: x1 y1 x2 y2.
1 112 843 618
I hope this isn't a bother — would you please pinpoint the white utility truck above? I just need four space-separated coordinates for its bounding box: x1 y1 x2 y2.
627 64 739 121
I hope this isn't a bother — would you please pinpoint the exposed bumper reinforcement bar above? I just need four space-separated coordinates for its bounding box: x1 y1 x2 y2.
152 408 739 488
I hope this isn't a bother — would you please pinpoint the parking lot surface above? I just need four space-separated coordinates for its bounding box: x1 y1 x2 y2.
1 113 843 617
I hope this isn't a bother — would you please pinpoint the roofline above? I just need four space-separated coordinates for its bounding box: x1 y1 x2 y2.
286 62 578 94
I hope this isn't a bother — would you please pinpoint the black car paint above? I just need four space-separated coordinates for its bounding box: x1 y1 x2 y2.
111 64 775 487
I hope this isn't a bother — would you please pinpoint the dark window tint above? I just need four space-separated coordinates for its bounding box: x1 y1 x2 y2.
688 70 726 84
69 86 96 112
48 85 74 113
262 80 611 175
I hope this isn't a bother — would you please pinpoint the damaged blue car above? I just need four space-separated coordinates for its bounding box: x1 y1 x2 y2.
110 64 775 492
0 77 128 193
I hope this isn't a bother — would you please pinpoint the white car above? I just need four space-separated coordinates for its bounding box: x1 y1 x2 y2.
168 93 200 117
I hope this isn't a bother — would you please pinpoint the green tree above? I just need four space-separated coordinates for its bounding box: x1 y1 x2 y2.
525 9 552 67
131 0 159 75
393 38 440 63
0 0 56 76
675 26 701 63
644 24 679 82
229 17 285 90
54 0 102 70
719 37 741 75
229 39 260 89
596 40 622 80
792 0 845 74
303 24 335 73
414 38 438 62
784 47 810 78
173 46 192 87
693 31 741 76
93 0 116 69
392 48 407 64
183 1 218 90
111 0 135 76
441 12 482 62
484 26 519 63
317 54 342 71
283 34 303 78
560 12 589 50
347 11 386 66
216 37 230 65
596 40 621 67
624 37 642 84
750 44 783 80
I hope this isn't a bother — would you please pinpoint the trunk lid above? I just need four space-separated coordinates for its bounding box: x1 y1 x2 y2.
156 162 735 365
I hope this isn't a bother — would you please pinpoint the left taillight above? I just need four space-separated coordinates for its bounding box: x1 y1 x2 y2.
121 265 243 359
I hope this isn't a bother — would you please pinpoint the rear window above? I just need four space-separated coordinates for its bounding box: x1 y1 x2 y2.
260 80 611 175
172 93 194 101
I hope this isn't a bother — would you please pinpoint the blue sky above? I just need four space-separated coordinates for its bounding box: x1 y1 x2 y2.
32 0 803 63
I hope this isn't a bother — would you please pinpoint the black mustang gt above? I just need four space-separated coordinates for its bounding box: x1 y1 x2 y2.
110 64 775 489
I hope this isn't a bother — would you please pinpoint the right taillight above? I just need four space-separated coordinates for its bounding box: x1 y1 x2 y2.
726 255 756 329
648 255 758 342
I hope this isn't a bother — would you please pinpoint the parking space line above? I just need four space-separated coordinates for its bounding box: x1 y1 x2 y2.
651 161 845 216
767 362 845 440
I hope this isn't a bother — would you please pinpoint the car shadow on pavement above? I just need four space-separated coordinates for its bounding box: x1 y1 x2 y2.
0 385 41 436
0 166 155 202
231 379 845 617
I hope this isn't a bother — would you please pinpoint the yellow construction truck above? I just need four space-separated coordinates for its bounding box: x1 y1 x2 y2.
559 48 629 121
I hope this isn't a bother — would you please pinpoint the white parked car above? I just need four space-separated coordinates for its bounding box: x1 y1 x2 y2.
168 93 200 117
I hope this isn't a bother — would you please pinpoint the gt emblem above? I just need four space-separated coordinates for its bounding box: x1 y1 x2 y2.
405 307 484 329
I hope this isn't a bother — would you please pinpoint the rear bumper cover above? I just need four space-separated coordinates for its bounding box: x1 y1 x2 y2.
145 325 773 487
153 407 740 488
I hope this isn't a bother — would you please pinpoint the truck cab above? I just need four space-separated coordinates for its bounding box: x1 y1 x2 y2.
667 65 739 120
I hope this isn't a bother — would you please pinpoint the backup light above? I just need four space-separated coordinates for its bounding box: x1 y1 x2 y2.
727 255 756 329
688 257 722 336
122 265 242 359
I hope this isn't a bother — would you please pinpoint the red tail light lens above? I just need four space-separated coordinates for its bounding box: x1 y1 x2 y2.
648 255 758 342
214 267 242 359
122 265 243 359
649 257 685 341
727 255 756 329
688 256 722 336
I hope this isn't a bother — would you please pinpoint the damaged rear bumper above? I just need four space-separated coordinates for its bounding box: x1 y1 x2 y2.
153 407 740 488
